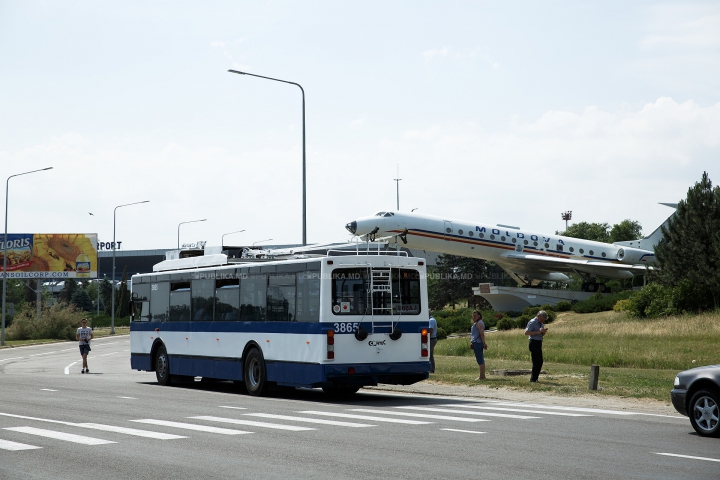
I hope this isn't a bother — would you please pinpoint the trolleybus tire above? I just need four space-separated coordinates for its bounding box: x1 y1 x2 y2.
244 348 269 396
155 345 172 386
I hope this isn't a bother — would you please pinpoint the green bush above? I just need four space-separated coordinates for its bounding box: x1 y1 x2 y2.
623 279 711 318
436 327 448 341
554 301 572 312
6 303 83 341
496 317 516 330
571 290 633 314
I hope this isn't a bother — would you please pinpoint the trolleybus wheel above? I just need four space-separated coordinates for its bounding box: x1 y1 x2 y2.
155 345 172 386
244 348 269 396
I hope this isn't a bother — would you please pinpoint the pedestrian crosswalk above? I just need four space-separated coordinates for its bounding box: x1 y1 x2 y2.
0 399 619 452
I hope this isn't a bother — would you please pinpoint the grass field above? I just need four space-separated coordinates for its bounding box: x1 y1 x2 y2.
433 310 720 402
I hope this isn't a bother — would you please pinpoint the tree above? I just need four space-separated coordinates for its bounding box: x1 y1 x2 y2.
428 255 490 310
116 266 130 318
654 172 720 309
558 222 611 243
610 220 643 243
70 288 94 312
100 278 113 315
58 279 77 304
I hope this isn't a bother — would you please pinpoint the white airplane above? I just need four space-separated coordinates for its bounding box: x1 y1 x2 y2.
345 205 676 292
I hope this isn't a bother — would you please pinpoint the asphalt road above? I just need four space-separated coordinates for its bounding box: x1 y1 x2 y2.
0 337 718 480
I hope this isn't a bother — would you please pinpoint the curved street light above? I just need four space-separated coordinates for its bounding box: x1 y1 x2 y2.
112 200 149 334
222 229 245 246
228 69 306 246
2 167 53 346
252 239 272 246
177 219 207 249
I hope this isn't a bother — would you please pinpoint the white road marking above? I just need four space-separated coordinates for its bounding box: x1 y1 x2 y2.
219 406 247 410
64 362 78 374
0 357 23 362
79 423 186 439
349 408 489 422
245 413 374 427
130 419 252 435
491 402 636 415
445 404 591 417
655 453 720 463
95 342 120 346
191 416 314 431
118 396 137 400
298 411 431 425
441 429 486 435
4 427 115 445
0 438 42 451
59 348 77 352
398 406 539 419
40 389 57 392
30 351 57 357
98 352 119 357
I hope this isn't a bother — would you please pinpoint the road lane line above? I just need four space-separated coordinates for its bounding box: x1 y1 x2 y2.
4 427 115 445
30 351 57 357
0 357 23 362
118 396 137 400
655 453 720 463
130 419 252 435
298 411 431 425
40 389 57 392
191 416 314 431
492 402 636 415
0 439 43 451
349 409 489 422
98 352 119 357
398 406 539 419
444 405 592 417
441 429 486 435
79 423 186 439
219 406 247 410
64 362 78 374
244 413 374 427
59 348 77 352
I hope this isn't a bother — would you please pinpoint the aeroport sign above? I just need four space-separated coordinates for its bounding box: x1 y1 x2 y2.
0 233 98 279
97 241 123 251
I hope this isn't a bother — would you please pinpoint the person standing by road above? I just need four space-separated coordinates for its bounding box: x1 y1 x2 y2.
76 318 93 374
470 310 488 380
524 310 548 382
428 312 438 373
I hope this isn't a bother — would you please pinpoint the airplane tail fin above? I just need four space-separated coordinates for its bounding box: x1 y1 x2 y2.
613 203 677 251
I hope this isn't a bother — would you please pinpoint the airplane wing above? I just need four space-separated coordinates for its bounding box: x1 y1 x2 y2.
498 252 651 278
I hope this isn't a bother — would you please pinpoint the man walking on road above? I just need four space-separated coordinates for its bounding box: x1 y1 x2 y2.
428 312 438 373
76 318 93 374
524 310 548 382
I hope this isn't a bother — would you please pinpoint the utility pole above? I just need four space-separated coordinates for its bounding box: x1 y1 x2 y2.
394 165 402 211
561 211 572 231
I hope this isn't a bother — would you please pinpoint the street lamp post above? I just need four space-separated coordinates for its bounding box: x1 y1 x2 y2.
252 239 272 246
221 229 245 247
228 69 306 246
2 167 53 346
112 200 149 335
178 219 207 249
394 165 402 211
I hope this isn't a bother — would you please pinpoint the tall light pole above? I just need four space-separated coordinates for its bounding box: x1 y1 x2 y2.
561 211 572 231
394 165 402 211
228 69 306 245
222 229 245 247
2 167 53 346
112 200 149 335
178 219 207 249
252 239 272 246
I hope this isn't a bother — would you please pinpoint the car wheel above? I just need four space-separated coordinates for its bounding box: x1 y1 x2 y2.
244 348 268 396
155 345 172 386
689 389 720 437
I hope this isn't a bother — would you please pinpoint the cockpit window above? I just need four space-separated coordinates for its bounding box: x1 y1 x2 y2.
383 212 394 217
375 212 386 217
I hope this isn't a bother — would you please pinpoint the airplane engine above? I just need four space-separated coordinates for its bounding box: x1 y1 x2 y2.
615 246 654 265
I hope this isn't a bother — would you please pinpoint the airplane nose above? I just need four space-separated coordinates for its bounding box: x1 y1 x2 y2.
345 221 357 234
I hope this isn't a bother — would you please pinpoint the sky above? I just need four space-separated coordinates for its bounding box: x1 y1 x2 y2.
1 1 719 250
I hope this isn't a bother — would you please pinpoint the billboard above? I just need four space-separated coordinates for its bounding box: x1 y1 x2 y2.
0 234 98 279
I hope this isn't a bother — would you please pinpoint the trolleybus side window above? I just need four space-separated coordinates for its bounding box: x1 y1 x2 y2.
240 273 266 322
150 281 169 322
169 281 191 322
296 271 320 322
392 269 421 315
191 279 214 322
267 273 296 322
215 277 240 321
132 282 151 321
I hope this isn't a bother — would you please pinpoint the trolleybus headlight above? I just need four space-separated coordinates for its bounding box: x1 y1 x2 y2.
389 328 402 341
354 327 368 341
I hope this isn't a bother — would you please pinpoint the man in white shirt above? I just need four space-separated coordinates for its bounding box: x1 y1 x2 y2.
76 318 94 374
